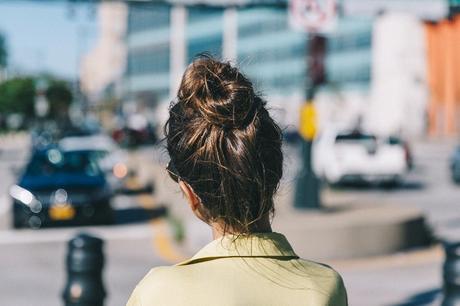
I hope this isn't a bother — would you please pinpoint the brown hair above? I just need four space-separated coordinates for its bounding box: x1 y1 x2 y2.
165 55 283 234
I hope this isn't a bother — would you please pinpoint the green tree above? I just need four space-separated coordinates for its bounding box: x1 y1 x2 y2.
0 77 35 117
45 80 73 118
0 77 73 122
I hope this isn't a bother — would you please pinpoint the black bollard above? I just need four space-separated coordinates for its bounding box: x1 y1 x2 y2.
442 241 460 306
63 233 106 306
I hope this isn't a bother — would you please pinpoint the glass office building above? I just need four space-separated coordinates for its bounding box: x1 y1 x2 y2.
237 7 306 95
238 7 372 96
325 17 372 91
123 4 372 109
124 3 171 103
186 7 223 63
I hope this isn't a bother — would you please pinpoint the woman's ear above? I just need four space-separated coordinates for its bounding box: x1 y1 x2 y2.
178 181 208 223
178 180 201 211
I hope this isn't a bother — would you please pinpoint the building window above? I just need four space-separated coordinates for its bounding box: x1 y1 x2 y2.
188 6 222 23
187 35 223 62
128 3 170 33
327 30 372 53
127 44 170 76
241 42 305 68
238 9 286 39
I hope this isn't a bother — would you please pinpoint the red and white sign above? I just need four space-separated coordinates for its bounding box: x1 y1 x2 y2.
289 0 338 33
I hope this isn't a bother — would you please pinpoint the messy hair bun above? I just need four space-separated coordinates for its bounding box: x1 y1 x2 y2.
165 55 283 234
177 56 262 130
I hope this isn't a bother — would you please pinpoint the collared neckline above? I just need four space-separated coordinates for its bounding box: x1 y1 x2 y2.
177 232 299 266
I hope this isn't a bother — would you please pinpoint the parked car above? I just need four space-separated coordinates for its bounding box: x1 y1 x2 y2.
112 114 158 147
10 147 114 229
450 145 460 184
387 136 414 170
313 129 407 185
59 134 153 194
59 134 130 193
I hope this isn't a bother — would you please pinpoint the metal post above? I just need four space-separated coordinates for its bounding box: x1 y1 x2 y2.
294 92 320 209
294 34 326 209
442 241 460 306
63 233 106 306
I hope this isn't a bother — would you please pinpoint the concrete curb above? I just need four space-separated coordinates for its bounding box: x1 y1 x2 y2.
273 204 431 261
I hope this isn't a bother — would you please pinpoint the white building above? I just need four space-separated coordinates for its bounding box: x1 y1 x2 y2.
315 1 447 138
80 2 127 103
364 12 429 137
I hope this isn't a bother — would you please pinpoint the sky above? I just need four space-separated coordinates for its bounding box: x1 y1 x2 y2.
0 0 98 79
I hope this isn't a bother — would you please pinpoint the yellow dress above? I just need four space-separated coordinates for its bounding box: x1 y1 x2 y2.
127 232 347 306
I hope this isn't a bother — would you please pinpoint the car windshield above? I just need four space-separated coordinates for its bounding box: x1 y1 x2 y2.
25 149 102 177
87 150 110 160
387 136 403 145
335 133 376 143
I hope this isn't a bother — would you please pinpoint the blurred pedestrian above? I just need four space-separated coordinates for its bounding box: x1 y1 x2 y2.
127 55 347 306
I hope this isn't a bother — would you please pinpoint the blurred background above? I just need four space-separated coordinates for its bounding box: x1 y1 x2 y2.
1 0 460 305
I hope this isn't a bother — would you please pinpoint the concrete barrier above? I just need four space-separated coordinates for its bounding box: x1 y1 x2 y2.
273 204 431 260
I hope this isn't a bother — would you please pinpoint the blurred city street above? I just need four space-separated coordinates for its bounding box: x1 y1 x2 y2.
1 0 460 306
0 134 459 306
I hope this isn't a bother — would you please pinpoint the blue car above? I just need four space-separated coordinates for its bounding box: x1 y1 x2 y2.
10 147 114 229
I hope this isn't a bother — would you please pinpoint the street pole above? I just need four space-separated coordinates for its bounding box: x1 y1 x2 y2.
294 34 326 209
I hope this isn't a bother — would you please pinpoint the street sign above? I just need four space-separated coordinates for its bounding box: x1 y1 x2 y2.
289 0 338 33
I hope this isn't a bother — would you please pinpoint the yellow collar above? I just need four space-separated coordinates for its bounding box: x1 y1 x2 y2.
177 232 299 266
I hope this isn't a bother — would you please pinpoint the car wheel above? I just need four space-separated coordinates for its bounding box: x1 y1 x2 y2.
13 218 23 229
382 176 402 189
12 209 26 229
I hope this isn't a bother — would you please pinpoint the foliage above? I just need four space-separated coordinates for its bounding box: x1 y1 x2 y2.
45 80 73 117
0 77 73 120
0 77 35 117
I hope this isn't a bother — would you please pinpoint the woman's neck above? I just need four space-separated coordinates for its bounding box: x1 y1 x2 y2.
211 214 273 240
